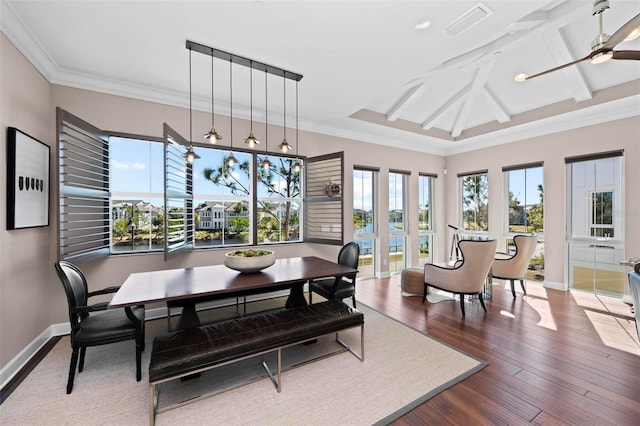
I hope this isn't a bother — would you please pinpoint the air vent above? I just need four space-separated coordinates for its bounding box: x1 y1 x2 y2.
444 2 493 37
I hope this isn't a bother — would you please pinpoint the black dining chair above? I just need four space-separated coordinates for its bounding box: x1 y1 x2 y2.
308 241 360 308
54 261 145 394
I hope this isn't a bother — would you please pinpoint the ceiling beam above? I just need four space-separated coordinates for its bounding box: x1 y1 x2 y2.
421 82 471 130
483 87 511 124
385 82 427 121
451 61 495 138
413 1 588 82
541 29 592 102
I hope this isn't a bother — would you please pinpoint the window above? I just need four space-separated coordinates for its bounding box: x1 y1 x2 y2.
418 174 435 266
192 148 252 247
590 190 614 237
503 162 544 281
504 163 543 234
459 170 488 232
389 171 408 273
353 167 378 279
256 154 302 243
110 136 164 253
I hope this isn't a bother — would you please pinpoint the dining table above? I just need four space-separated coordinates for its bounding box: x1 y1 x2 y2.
108 256 358 329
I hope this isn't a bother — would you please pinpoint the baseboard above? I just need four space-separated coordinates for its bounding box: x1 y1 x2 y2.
542 280 567 291
0 325 63 391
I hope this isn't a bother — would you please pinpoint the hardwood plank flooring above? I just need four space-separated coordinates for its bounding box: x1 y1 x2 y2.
356 275 640 425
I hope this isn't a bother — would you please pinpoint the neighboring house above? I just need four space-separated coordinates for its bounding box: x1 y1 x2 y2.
195 202 249 231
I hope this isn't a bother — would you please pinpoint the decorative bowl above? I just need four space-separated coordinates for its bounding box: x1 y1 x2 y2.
224 249 275 273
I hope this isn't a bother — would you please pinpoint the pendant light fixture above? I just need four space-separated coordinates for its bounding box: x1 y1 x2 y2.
293 80 303 172
260 69 271 170
278 76 292 153
184 49 200 165
227 57 237 167
243 61 260 148
204 54 222 142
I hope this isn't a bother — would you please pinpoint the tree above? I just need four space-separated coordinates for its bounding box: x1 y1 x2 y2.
462 174 488 231
203 155 301 242
152 213 164 240
528 184 544 233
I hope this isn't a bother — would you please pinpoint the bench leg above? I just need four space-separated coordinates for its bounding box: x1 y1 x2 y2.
149 384 157 426
261 349 282 393
335 325 365 362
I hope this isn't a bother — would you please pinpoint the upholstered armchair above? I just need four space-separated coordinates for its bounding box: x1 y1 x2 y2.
492 234 538 297
423 239 497 316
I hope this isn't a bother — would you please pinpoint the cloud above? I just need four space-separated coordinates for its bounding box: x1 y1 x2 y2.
112 160 145 170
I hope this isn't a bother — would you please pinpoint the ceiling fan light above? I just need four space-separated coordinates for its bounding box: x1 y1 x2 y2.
591 50 613 64
624 27 640 42
514 73 528 82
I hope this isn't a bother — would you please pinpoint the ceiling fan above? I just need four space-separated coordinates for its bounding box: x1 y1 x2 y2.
516 0 640 81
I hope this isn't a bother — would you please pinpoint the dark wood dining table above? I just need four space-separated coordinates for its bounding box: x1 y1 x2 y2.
108 256 358 329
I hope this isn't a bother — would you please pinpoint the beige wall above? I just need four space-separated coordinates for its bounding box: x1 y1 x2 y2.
1 34 56 367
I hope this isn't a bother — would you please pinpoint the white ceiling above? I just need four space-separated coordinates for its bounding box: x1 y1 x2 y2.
2 0 639 155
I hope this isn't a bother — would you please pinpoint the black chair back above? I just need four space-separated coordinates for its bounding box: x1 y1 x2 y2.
55 261 90 329
338 241 360 270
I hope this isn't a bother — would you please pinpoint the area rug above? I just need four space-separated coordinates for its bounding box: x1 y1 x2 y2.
0 302 487 425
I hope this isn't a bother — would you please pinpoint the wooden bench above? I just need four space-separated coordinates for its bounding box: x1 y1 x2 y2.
148 300 364 424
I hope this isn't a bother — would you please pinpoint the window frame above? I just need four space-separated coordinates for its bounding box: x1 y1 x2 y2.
418 173 435 267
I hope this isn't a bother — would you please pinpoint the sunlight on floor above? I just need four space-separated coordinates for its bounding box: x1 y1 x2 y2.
524 284 558 331
571 291 639 355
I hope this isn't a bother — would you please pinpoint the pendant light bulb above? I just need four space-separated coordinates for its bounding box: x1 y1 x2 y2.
227 151 237 167
261 155 271 170
184 145 200 165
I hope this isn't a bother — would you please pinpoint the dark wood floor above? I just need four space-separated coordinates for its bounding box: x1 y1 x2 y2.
356 275 640 425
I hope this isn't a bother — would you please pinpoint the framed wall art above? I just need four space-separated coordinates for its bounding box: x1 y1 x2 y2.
6 127 50 229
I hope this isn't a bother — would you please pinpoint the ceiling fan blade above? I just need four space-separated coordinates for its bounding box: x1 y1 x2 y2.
604 13 640 49
612 50 640 60
523 53 591 80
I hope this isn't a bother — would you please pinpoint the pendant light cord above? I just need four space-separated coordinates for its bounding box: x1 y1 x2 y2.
229 58 233 148
211 55 216 127
189 49 192 144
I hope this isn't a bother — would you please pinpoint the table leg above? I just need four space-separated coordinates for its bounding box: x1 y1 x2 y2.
285 281 308 309
176 302 201 329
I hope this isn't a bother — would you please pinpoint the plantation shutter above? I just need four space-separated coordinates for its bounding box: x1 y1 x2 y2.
57 108 111 262
304 152 344 245
163 123 194 260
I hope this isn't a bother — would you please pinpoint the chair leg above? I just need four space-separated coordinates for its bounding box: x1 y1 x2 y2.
459 295 466 316
520 279 527 295
478 292 487 313
78 347 86 372
352 295 357 309
67 346 79 394
510 280 516 298
422 284 428 303
309 290 313 305
136 340 142 382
